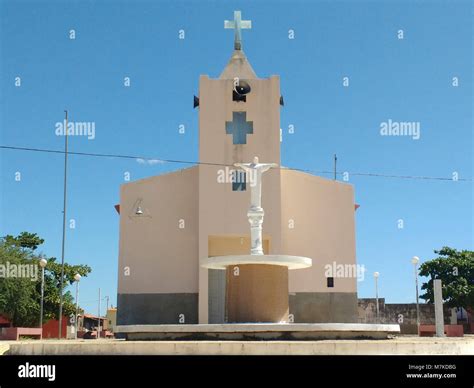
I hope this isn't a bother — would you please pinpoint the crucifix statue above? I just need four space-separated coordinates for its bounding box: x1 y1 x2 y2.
235 157 277 255
224 10 252 50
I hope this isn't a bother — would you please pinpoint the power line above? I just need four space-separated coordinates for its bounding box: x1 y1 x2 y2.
0 144 471 182
0 145 227 167
342 172 465 181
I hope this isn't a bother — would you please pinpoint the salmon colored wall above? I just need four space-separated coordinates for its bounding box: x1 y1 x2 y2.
281 169 357 293
226 264 289 323
208 236 269 256
117 167 199 294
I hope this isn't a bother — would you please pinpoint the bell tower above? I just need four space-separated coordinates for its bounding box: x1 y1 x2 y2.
196 11 283 323
197 10 282 168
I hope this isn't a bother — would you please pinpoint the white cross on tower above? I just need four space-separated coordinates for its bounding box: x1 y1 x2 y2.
224 10 252 50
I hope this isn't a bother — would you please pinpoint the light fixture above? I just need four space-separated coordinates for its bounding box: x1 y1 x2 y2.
74 273 81 340
135 206 143 215
411 256 421 333
39 258 48 328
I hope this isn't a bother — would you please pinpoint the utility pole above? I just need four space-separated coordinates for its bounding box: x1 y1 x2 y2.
97 288 101 339
58 110 69 339
39 259 47 328
411 256 421 334
434 279 445 337
105 295 109 332
333 154 337 180
374 272 380 323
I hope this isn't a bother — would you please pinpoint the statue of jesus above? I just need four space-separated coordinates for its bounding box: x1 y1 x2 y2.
234 157 278 255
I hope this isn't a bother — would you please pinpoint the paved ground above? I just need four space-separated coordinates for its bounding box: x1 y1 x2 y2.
2 335 474 355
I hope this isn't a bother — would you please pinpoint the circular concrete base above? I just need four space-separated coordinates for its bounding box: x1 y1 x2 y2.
226 264 289 323
115 323 403 342
200 254 312 270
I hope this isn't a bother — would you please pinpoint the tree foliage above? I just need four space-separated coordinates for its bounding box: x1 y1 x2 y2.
419 247 474 311
4 232 44 251
0 232 91 327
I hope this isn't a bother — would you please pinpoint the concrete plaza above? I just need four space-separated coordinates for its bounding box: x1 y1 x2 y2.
2 336 473 356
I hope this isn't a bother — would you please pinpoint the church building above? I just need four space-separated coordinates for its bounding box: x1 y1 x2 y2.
116 11 359 326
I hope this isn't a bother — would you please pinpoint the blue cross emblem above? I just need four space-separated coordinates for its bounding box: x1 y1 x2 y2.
225 112 253 144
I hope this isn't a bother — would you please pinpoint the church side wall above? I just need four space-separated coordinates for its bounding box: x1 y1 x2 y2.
281 169 358 323
117 167 199 325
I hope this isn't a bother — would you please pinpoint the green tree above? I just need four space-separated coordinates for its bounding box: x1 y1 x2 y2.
40 257 91 322
0 232 91 327
4 232 44 251
419 247 474 313
0 242 39 326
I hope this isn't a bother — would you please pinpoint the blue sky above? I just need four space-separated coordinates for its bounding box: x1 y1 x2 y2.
0 0 472 315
